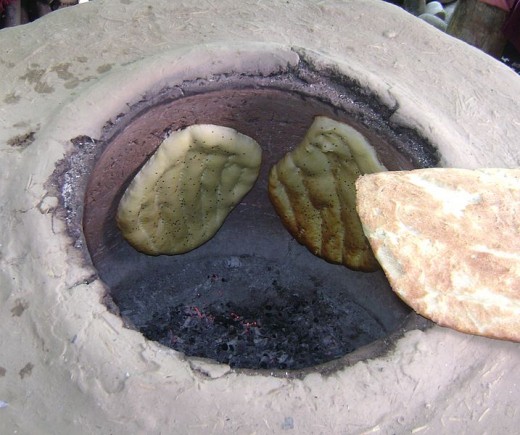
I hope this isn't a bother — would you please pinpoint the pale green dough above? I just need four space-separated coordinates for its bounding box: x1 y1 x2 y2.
117 124 262 255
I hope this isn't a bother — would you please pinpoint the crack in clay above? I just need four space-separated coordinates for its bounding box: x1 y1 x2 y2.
37 195 59 215
188 359 232 379
67 273 98 291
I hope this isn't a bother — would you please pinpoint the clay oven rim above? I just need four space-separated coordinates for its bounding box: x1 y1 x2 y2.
77 79 435 377
49 46 439 377
2 4 517 432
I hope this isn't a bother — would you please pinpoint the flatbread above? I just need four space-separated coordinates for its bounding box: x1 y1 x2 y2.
356 168 520 341
117 124 262 255
268 116 387 271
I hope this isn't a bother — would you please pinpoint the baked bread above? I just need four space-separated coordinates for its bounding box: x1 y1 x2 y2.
117 124 262 255
268 116 387 271
356 168 520 341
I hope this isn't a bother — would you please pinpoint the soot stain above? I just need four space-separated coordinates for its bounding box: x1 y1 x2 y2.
51 63 75 81
7 131 36 149
11 299 29 317
4 93 21 104
19 363 34 379
97 64 113 74
64 78 80 89
19 66 55 94
0 59 15 68
0 367 6 377
65 76 96 89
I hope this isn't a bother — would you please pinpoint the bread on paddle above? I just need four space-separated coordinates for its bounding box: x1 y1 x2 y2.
117 124 262 255
268 116 387 271
356 168 520 341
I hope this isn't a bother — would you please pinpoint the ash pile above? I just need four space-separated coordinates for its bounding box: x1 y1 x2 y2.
140 283 385 370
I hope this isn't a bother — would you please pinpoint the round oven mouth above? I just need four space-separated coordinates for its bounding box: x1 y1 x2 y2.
66 61 436 375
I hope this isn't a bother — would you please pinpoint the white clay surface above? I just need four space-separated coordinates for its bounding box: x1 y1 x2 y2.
0 1 519 434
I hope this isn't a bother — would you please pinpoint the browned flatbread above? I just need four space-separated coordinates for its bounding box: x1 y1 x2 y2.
268 116 386 271
356 168 520 341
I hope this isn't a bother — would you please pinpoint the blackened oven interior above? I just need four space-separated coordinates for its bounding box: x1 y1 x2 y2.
82 71 436 374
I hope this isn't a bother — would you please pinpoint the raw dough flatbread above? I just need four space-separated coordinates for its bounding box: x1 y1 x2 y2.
356 168 520 341
268 116 386 271
117 124 262 255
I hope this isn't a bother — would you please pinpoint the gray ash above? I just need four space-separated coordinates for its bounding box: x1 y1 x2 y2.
111 254 411 371
140 288 385 370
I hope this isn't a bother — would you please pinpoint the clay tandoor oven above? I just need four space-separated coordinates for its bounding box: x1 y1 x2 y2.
60 60 437 375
